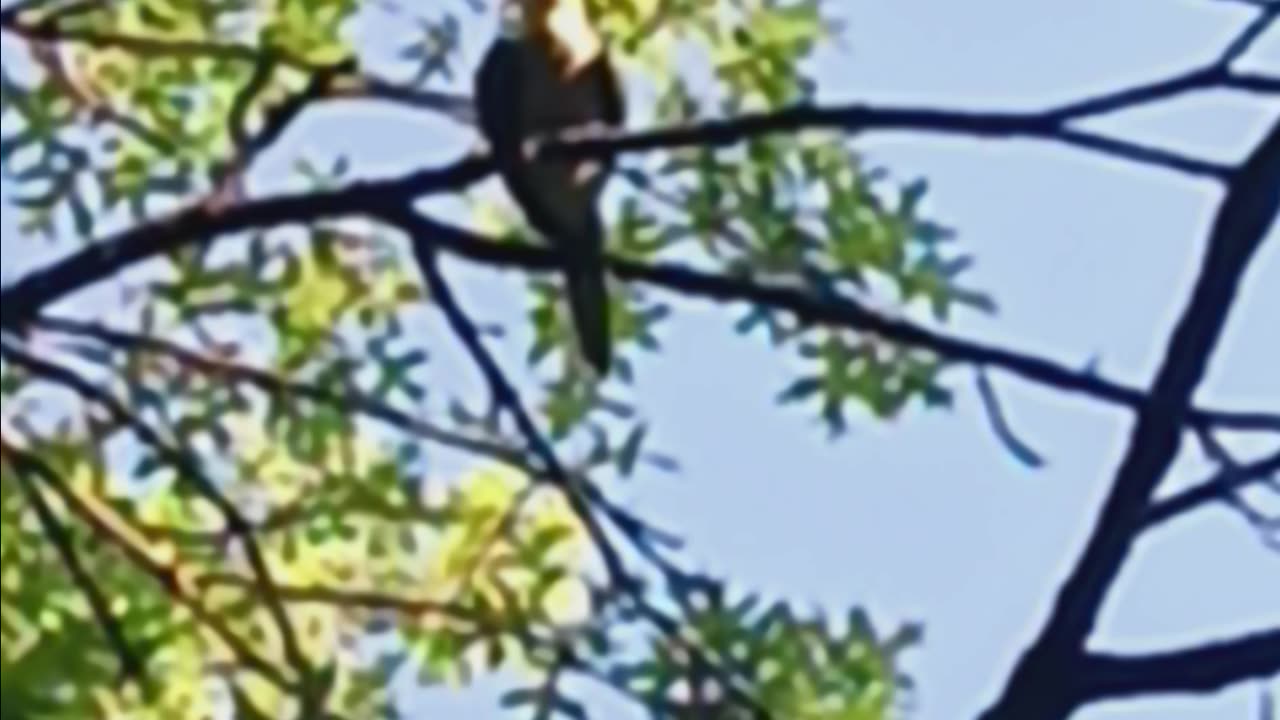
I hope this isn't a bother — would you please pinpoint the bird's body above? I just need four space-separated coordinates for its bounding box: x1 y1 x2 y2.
475 0 624 375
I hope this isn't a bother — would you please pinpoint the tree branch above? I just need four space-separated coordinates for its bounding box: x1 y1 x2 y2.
557 104 1229 179
398 226 634 590
979 117 1280 720
0 13 477 121
0 156 488 331
30 314 677 562
1082 627 1280 700
1231 73 1280 95
2 150 1275 438
1 85 1244 334
0 12 310 68
0 438 294 692
1040 1 1274 124
383 210 1280 435
1144 448 1280 528
214 57 356 195
1 435 150 689
30 314 536 475
197 572 489 629
3 1 1243 180
0 340 317 693
328 75 475 125
4 0 1261 335
1220 5 1278 68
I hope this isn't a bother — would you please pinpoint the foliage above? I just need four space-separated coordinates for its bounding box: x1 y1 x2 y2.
0 0 991 718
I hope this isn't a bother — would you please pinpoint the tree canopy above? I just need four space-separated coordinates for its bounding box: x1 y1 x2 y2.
0 1 1277 719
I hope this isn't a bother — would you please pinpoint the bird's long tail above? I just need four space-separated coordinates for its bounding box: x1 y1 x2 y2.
564 210 611 375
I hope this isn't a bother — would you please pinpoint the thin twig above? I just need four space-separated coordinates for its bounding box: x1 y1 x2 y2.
33 314 555 482
329 76 475 125
1220 5 1278 67
0 340 316 692
0 439 294 691
399 214 778 720
1042 5 1274 123
1143 448 1280 528
214 58 357 195
2 435 150 689
0 16 313 69
400 230 633 590
197 572 488 629
975 368 1047 468
32 314 685 561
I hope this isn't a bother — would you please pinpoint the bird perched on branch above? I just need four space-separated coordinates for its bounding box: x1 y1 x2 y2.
474 0 625 375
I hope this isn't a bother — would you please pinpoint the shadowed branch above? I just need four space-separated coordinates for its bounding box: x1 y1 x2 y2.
1144 448 1280 529
0 339 318 697
1082 627 1280 700
1 434 149 689
399 225 634 589
0 438 293 691
979 117 1280 720
384 211 1280 435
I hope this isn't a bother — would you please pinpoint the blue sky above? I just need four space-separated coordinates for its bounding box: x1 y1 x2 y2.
2 1 1277 719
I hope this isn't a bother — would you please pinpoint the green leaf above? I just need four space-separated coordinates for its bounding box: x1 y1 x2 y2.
615 423 648 478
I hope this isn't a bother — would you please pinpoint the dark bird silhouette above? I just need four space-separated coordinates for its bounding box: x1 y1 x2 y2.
474 0 625 375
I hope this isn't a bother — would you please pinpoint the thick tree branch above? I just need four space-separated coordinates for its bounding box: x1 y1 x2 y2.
1082 627 1280 700
2 5 1273 715
2 151 1275 439
1232 73 1280 95
3 0 1260 333
979 118 1280 720
0 157 489 330
383 211 1280 435
0 89 1243 333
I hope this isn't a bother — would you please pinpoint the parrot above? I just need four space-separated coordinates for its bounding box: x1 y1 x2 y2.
474 0 625 375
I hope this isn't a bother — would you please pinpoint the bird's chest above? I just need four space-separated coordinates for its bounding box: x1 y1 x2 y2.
517 46 603 134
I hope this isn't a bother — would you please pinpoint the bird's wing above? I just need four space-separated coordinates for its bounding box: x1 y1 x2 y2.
476 36 607 240
475 38 525 165
587 52 625 129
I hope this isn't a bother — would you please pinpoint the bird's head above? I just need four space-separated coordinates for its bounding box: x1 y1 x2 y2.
500 0 602 73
